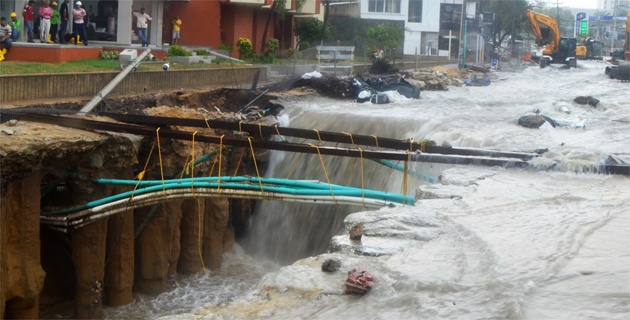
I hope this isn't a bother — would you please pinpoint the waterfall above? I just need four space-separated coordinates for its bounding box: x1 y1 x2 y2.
242 98 447 264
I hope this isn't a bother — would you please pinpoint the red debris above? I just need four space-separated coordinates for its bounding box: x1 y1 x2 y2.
345 268 374 294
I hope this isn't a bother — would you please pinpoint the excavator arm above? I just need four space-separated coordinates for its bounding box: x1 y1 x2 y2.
527 9 561 55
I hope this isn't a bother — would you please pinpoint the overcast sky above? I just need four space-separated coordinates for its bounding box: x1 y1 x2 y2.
550 0 599 9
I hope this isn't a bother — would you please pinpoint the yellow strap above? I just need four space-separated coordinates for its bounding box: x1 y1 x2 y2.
248 137 265 192
157 128 166 197
274 125 286 142
218 135 224 195
239 121 243 133
258 123 264 140
232 150 246 176
286 152 304 179
191 131 198 196
401 150 410 206
342 132 355 146
359 148 365 208
313 129 324 145
131 140 155 201
408 138 414 152
307 143 337 204
371 135 379 150
197 198 206 271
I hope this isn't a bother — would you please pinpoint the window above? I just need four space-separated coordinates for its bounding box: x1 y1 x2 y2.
440 3 462 31
408 0 422 22
368 0 401 13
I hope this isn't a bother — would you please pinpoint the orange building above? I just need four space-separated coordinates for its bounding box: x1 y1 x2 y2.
2 0 321 53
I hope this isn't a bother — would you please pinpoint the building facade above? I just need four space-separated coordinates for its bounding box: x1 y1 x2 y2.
1 0 321 54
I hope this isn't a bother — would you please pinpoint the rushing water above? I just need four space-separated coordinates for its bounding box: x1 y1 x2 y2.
106 60 629 319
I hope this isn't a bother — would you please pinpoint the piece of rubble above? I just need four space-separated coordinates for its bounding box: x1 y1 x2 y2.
321 258 341 272
345 268 374 294
349 223 364 241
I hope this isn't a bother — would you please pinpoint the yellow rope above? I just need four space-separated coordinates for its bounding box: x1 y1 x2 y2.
239 121 243 133
218 135 224 195
286 152 304 179
401 150 410 207
371 135 379 150
157 128 166 197
233 150 246 176
307 143 337 204
131 140 155 201
346 157 356 186
313 129 324 145
191 131 198 196
274 125 286 142
359 148 366 208
342 132 355 146
381 162 396 190
258 123 264 140
248 137 265 192
408 138 414 153
196 198 206 271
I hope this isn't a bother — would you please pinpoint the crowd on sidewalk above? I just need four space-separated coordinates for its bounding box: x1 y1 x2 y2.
1 1 183 62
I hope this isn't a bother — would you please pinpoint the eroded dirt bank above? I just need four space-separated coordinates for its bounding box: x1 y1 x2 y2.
0 88 283 318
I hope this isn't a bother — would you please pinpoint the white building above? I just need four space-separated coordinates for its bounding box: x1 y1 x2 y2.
359 0 471 58
597 0 630 13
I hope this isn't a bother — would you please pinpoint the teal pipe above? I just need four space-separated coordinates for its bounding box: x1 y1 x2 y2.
45 180 415 215
374 159 437 183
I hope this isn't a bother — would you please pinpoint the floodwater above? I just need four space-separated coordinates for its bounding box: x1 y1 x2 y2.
105 60 629 319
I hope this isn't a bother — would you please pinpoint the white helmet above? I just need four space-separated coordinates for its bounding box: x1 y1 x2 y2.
75 1 82 5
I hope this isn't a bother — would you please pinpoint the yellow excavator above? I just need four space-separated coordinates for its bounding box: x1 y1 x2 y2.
527 9 579 68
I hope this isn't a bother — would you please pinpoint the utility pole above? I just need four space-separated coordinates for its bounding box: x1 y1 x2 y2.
459 0 467 69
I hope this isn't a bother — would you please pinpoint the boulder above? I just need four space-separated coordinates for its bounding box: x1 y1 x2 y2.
349 223 364 241
321 258 342 272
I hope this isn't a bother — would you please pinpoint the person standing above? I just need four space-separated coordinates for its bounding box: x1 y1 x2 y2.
49 2 60 43
22 0 35 42
38 0 53 43
72 1 87 45
8 12 20 41
171 15 181 45
59 0 69 44
0 17 12 61
132 7 151 47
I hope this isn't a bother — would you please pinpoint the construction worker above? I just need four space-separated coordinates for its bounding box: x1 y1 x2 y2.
8 12 20 41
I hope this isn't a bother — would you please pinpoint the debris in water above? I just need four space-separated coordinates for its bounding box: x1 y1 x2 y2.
321 258 342 272
573 96 600 107
349 223 364 241
345 268 374 294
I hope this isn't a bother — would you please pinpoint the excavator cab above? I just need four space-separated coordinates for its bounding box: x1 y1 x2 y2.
540 37 577 68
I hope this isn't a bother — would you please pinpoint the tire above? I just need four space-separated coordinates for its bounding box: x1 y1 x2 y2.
540 57 550 68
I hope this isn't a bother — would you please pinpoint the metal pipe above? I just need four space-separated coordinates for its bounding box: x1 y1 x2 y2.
79 49 152 114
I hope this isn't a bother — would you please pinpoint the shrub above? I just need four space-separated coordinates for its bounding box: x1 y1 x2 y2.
168 45 191 57
99 50 119 60
218 43 234 53
194 48 212 56
237 37 254 59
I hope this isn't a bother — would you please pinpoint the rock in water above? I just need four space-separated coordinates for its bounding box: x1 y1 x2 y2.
349 223 364 241
321 258 341 272
573 96 600 107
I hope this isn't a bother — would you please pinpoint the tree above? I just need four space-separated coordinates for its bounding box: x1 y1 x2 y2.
294 17 329 50
260 0 305 61
358 23 404 51
485 0 530 52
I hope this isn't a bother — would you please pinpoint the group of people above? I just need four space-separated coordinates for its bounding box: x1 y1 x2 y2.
0 0 87 56
0 2 183 60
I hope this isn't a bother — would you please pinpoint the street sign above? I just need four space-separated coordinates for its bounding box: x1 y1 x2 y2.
580 21 588 34
576 12 587 20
